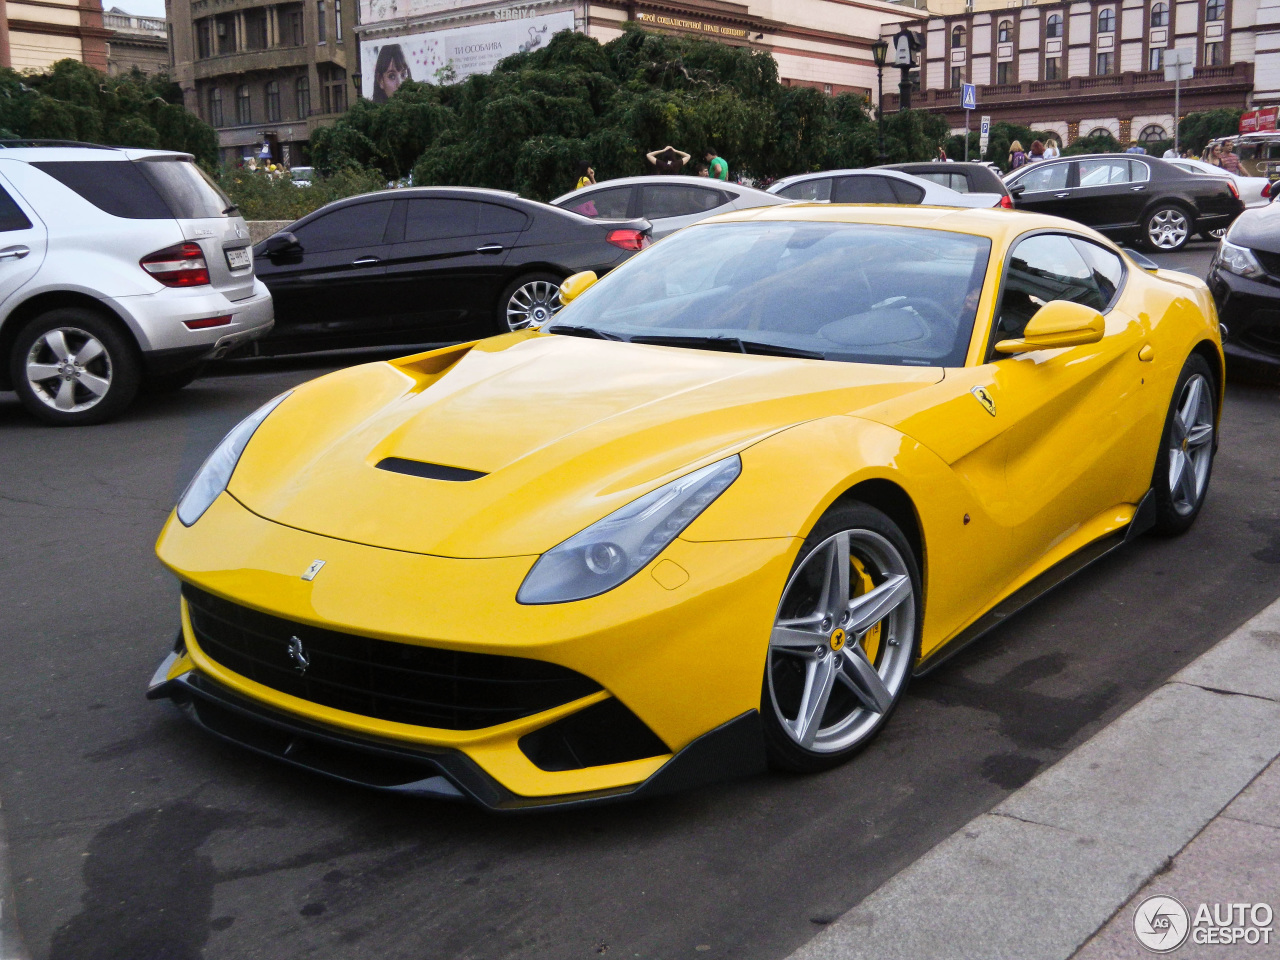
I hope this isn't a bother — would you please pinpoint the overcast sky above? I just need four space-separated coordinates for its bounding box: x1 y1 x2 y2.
110 0 167 19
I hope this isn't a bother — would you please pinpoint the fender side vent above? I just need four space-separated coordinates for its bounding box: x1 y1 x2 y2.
376 457 486 482
519 698 669 772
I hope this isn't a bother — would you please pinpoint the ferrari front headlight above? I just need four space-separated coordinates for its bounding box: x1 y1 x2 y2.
176 391 291 526
1216 239 1264 280
517 455 742 604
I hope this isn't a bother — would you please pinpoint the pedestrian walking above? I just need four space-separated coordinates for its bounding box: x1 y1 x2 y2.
646 146 690 175
1029 139 1046 162
1044 138 1061 159
1220 140 1241 173
574 161 596 190
705 148 729 181
1206 143 1224 167
1008 140 1029 171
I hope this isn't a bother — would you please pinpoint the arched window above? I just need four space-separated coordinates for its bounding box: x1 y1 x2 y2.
1150 2 1168 27
1087 126 1112 138
998 19 1012 42
1205 0 1225 20
1139 123 1168 143
295 75 310 118
1046 14 1063 37
952 25 966 48
236 84 251 125
207 87 223 127
1098 8 1115 32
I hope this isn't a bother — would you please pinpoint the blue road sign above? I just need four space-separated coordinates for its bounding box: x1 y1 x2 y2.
961 83 977 111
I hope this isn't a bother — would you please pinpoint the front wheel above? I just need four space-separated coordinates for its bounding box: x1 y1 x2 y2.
1143 205 1192 252
1151 354 1217 535
497 273 563 333
762 502 922 773
1200 227 1228 242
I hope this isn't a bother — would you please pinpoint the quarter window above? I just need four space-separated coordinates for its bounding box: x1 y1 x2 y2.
0 184 32 232
638 184 729 219
832 175 899 204
776 178 832 202
993 234 1114 351
1078 158 1131 185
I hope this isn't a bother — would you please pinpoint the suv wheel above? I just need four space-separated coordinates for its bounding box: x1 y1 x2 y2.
1143 205 1192 252
10 308 140 425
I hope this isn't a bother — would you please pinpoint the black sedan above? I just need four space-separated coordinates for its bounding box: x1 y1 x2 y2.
1208 200 1280 366
250 187 651 355
1004 154 1242 252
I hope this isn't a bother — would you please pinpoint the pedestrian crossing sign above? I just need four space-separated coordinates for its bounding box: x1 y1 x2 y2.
961 84 977 111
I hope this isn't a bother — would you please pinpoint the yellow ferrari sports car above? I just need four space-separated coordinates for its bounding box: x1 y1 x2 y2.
148 205 1222 810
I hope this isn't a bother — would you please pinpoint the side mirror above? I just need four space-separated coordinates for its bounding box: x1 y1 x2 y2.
994 300 1105 354
558 270 598 305
260 232 302 257
1009 184 1026 197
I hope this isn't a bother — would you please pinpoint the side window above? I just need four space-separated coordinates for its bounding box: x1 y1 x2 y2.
1078 158 1131 186
476 203 527 234
566 186 631 219
1129 160 1151 183
32 160 171 219
777 178 831 202
1014 162 1070 192
638 184 728 219
0 184 32 232
403 199 479 241
916 172 968 192
993 234 1111 351
832 175 898 203
1070 238 1125 306
293 200 393 252
888 178 926 204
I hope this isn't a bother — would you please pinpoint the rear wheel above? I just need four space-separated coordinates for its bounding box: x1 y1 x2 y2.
1151 354 1217 535
1143 204 1192 252
762 502 922 773
1200 227 1228 242
9 308 140 426
498 273 563 333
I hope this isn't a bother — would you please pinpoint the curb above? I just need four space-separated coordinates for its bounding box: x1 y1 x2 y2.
0 796 27 960
786 595 1280 960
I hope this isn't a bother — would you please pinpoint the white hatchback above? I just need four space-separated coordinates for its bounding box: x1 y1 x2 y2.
0 143 273 425
766 168 1006 209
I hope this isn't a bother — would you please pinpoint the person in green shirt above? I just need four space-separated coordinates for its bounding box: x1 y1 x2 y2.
705 149 728 181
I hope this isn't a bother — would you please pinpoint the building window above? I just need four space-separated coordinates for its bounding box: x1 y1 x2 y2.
951 25 966 48
823 83 832 95
195 18 212 58
1139 123 1168 142
997 61 1012 83
208 87 222 126
950 66 961 88
216 13 235 54
317 0 327 42
997 19 1012 42
1206 0 1225 20
288 7 304 44
1046 14 1062 37
245 8 267 50
1149 47 1164 70
1098 8 1115 32
296 75 310 117
1096 51 1113 73
265 80 281 122
1204 40 1223 64
1150 2 1168 27
320 67 346 113
335 0 342 41
1045 56 1060 80
236 84 251 125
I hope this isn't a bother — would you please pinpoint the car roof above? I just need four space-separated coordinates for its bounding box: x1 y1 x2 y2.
0 142 193 162
882 162 993 173
551 176 773 204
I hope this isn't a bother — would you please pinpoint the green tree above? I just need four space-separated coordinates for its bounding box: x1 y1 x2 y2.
1178 108 1243 155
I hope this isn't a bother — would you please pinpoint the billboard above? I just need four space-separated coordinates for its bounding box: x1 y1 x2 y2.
1240 107 1279 134
360 0 489 29
361 11 575 98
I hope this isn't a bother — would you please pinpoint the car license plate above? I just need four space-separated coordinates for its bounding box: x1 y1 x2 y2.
225 246 252 270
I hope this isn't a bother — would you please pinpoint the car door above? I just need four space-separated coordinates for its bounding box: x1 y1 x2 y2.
0 171 47 314
1008 160 1075 217
950 233 1147 581
558 185 635 221
635 183 732 239
254 198 394 350
378 197 525 341
1068 157 1150 231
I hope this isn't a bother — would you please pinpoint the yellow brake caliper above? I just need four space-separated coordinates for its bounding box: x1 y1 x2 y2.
850 556 882 665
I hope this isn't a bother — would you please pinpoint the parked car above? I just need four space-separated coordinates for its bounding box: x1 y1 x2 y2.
1203 132 1280 180
1165 156 1271 239
1005 154 1243 252
0 142 273 425
1207 200 1280 367
550 176 790 240
251 187 651 354
878 161 1014 207
288 166 314 188
766 168 1005 208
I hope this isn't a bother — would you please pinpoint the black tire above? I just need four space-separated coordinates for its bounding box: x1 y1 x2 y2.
1200 228 1228 243
143 363 206 394
761 501 923 774
1141 203 1193 253
8 308 140 426
1151 353 1217 535
496 272 563 334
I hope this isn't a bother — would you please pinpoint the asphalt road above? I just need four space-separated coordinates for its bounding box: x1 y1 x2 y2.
3 240 1280 960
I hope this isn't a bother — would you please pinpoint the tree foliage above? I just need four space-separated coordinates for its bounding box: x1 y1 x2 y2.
0 60 217 168
312 26 951 200
1178 109 1243 155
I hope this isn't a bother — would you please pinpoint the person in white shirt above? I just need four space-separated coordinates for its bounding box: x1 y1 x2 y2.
1043 138 1061 159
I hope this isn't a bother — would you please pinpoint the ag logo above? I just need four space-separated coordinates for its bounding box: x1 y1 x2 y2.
1133 895 1190 953
970 385 997 417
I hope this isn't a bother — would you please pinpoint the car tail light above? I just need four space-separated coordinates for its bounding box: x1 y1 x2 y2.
183 315 232 330
998 195 1014 209
1227 181 1241 200
1264 182 1272 199
607 229 651 251
141 242 210 287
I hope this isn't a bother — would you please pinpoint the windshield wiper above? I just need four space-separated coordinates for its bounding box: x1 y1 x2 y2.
629 334 825 360
546 323 623 341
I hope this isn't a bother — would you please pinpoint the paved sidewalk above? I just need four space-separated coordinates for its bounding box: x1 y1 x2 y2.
788 596 1280 960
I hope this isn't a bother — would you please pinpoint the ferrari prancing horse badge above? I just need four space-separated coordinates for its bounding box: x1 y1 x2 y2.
971 386 997 417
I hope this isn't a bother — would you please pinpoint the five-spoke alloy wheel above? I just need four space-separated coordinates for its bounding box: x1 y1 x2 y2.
500 273 563 332
1152 354 1217 534
1144 205 1191 252
763 503 921 772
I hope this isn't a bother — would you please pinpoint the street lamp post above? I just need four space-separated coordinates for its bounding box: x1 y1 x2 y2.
871 39 889 163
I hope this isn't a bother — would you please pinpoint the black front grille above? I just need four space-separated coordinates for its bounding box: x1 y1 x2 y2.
183 585 600 730
1252 249 1280 278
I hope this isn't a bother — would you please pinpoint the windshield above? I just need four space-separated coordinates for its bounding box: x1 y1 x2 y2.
555 222 992 367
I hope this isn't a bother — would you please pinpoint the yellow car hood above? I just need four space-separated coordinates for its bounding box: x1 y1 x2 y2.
229 334 942 558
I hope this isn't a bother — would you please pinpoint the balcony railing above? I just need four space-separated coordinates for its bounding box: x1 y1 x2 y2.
104 13 167 35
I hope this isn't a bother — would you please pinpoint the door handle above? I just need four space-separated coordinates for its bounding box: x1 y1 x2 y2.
0 244 29 261
1054 192 1070 198
351 256 381 266
1130 185 1146 192
476 244 504 255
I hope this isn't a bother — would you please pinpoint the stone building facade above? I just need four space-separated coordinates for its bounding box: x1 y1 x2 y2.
0 0 110 71
104 7 169 74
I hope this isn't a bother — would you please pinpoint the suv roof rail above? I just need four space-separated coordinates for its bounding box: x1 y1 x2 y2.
0 139 118 150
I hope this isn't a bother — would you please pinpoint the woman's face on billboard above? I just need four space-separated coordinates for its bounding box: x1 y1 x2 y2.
380 61 408 97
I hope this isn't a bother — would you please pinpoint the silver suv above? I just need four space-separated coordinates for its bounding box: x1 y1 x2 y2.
0 143 273 425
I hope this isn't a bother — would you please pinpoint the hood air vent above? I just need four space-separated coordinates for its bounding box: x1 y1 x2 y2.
376 457 487 482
